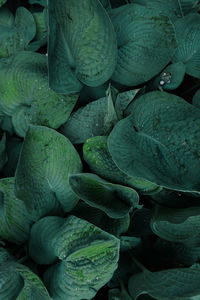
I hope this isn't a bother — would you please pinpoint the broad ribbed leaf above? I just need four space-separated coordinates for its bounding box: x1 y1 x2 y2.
69 173 140 218
172 14 200 79
0 177 32 244
151 206 200 243
0 262 51 300
15 125 82 220
0 7 36 58
110 4 176 86
48 0 117 93
0 51 78 137
30 215 119 299
61 86 118 144
154 62 186 90
108 91 200 192
128 264 200 299
83 136 161 194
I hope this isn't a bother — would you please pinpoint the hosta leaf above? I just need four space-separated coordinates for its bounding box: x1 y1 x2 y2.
108 91 200 192
128 264 200 300
72 202 130 237
3 136 22 177
110 4 176 86
0 248 14 263
109 287 132 300
61 86 118 144
0 0 6 7
0 7 36 58
69 173 140 218
114 89 141 119
0 51 78 137
83 136 161 194
172 14 200 79
29 0 47 7
154 62 186 90
0 177 32 244
151 206 200 243
120 236 141 252
28 7 47 51
0 262 51 300
15 125 82 221
48 0 117 93
30 215 120 299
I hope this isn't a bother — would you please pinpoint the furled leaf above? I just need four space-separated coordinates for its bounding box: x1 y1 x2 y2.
0 262 51 300
110 4 176 86
192 89 200 108
0 7 36 58
0 51 79 137
114 89 141 119
0 177 32 244
120 236 141 252
69 173 140 218
150 205 200 244
0 133 7 171
0 247 14 263
83 136 161 194
61 86 118 144
48 0 117 93
109 287 132 300
128 264 200 299
29 0 47 6
29 215 120 299
72 201 130 237
154 62 186 90
15 125 82 221
108 91 200 192
172 14 200 79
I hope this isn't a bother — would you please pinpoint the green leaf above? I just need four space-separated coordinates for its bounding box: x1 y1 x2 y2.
15 125 82 221
0 177 32 244
83 136 161 194
110 4 177 86
114 89 141 119
0 51 79 137
128 264 200 299
30 215 120 299
0 7 36 58
0 247 14 264
120 236 141 252
0 0 6 7
72 201 130 237
0 133 7 171
172 14 200 79
109 287 132 300
0 262 51 300
69 173 140 218
3 136 22 177
61 86 118 144
108 91 200 192
151 206 200 244
192 89 200 108
48 0 117 93
29 0 47 6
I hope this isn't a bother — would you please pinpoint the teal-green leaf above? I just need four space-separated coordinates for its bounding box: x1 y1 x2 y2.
0 133 7 171
29 0 47 6
30 215 120 299
15 125 82 221
108 91 200 192
0 7 36 58
48 0 117 93
69 173 140 218
3 136 22 177
172 14 200 79
0 0 6 7
192 89 200 108
83 136 161 194
0 262 51 300
0 51 79 137
61 86 118 144
128 264 200 300
110 4 177 86
150 205 200 244
0 177 32 244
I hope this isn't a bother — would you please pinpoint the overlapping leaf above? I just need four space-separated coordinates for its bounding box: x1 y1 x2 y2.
0 51 78 137
69 172 140 218
0 7 36 58
110 4 176 86
29 215 120 299
108 91 200 192
15 125 82 220
48 0 117 93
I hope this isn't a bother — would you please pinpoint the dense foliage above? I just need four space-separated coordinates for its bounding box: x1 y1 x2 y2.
0 0 200 299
